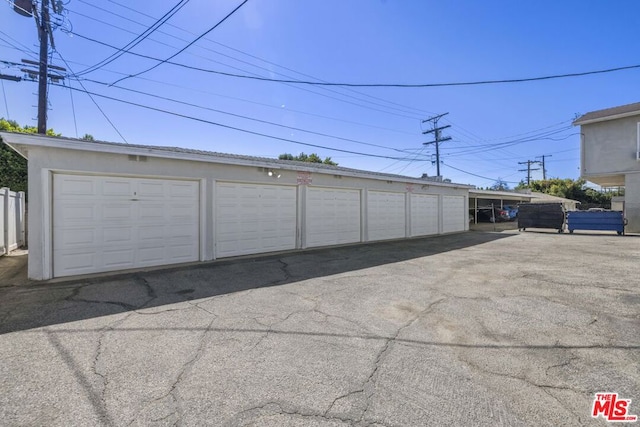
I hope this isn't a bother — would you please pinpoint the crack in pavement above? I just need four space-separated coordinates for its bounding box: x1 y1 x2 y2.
461 356 588 423
64 284 138 310
133 275 158 310
126 316 217 426
225 401 362 426
93 312 136 420
357 297 447 424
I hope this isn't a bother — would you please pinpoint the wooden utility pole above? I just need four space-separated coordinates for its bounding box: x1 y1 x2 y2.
536 154 552 180
422 113 452 180
518 160 541 186
37 0 50 134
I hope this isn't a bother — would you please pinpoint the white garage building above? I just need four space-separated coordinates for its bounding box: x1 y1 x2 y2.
1 133 470 280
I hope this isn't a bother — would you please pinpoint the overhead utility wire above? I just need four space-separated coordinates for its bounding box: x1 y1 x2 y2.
442 162 520 184
68 4 425 119
52 83 428 162
440 127 574 156
157 64 640 87
96 0 433 117
68 32 422 121
111 0 248 85
74 0 191 77
54 51 128 143
77 77 424 156
66 32 639 90
57 56 417 136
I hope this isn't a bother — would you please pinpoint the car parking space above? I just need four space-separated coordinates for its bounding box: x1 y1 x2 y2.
1 231 638 426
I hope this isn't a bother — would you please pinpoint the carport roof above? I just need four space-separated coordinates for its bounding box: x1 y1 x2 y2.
1 131 472 189
469 189 534 201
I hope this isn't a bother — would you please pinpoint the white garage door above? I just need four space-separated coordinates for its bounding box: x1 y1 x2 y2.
368 191 406 241
216 182 296 258
442 195 465 233
411 194 439 236
53 174 200 277
306 187 361 248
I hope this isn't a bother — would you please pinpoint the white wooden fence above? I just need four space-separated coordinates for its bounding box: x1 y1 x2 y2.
0 188 26 255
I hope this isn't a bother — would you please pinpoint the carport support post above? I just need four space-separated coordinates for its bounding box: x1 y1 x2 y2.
474 197 478 224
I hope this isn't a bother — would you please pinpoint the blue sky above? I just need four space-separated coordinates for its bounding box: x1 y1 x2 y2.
1 0 638 187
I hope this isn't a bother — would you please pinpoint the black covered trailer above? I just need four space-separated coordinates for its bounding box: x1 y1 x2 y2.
517 203 565 233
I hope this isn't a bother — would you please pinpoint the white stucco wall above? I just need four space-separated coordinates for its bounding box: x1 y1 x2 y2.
624 173 640 233
581 116 640 181
24 144 468 280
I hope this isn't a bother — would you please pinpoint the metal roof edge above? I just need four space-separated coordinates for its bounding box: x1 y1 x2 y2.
0 132 472 189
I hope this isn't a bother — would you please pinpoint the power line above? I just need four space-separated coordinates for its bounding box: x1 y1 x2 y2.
63 32 640 90
536 154 552 180
54 51 128 143
51 82 430 162
74 0 191 77
442 162 520 184
87 0 433 117
76 76 424 156
60 56 419 137
518 160 541 185
422 113 451 178
68 34 640 88
67 3 426 120
111 0 248 85
68 31 423 121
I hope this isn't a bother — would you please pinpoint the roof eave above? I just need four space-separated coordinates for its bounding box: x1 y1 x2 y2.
573 110 640 126
0 132 472 189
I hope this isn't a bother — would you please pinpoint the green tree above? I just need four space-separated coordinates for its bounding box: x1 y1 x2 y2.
278 152 338 166
516 178 615 209
0 118 60 195
82 133 95 141
490 179 509 191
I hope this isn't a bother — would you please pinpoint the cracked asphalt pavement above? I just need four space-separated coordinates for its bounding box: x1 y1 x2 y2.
0 231 638 426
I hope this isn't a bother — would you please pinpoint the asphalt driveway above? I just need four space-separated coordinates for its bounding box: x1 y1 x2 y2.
1 231 638 426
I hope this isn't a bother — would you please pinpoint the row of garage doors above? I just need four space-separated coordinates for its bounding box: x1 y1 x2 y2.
53 174 466 277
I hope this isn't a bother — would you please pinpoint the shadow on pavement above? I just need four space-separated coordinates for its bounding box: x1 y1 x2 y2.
0 232 514 334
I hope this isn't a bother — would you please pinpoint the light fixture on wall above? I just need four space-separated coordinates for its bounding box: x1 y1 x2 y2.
267 169 281 178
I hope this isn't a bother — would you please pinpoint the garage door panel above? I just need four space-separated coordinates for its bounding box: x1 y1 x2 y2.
103 204 134 220
103 226 133 243
137 181 164 197
103 249 135 268
53 174 200 277
306 187 360 248
57 251 97 272
58 177 95 196
103 179 133 196
58 228 97 247
55 204 96 224
442 196 465 233
368 191 405 241
167 203 198 220
215 182 296 258
138 247 165 264
411 194 439 236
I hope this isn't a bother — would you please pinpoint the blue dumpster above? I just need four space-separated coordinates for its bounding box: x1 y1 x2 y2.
566 211 625 235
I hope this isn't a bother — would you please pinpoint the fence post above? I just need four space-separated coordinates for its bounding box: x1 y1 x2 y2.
2 187 8 255
18 191 25 247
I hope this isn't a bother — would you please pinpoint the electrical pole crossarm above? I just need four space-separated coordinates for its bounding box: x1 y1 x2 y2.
422 124 451 135
423 136 452 145
421 112 449 123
